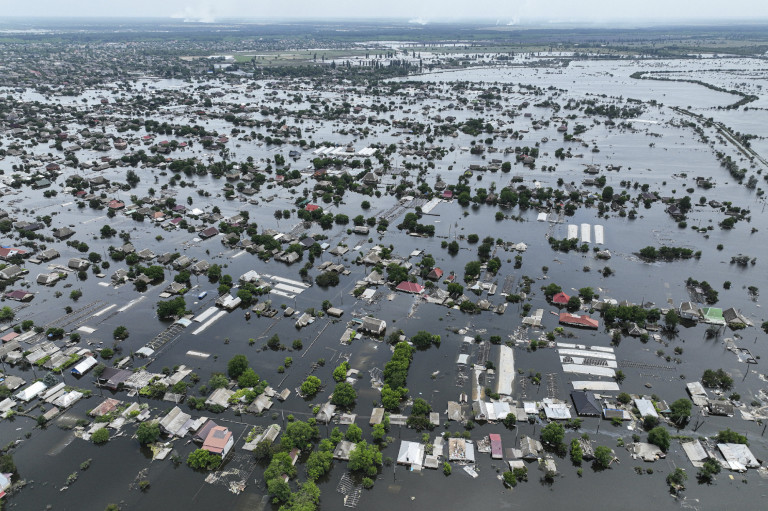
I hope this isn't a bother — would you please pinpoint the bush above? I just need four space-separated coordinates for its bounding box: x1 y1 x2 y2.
92 428 110 444
716 428 748 445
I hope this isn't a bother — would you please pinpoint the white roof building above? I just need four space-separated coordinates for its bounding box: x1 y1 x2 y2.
16 381 47 402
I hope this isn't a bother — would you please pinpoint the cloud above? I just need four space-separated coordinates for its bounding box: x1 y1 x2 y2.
171 2 216 23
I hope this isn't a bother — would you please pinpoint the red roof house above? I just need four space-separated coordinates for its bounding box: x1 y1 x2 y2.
559 313 599 329
489 433 503 459
202 426 234 457
0 247 27 260
305 204 320 212
552 292 571 305
427 267 443 280
395 281 424 294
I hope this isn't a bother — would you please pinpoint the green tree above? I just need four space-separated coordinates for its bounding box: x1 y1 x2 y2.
227 354 249 379
253 440 275 461
464 261 482 281
345 424 363 443
664 309 680 329
237 368 260 388
333 361 349 382
381 384 405 410
136 421 160 445
540 422 565 447
208 373 229 390
697 458 721 484
566 295 581 312
666 467 687 492
386 263 409 285
593 446 613 469
701 368 733 390
542 283 562 299
0 454 16 473
284 481 321 509
642 415 659 431
348 441 382 476
502 412 516 429
669 398 692 427
267 478 291 503
447 282 464 297
372 423 386 442
300 375 322 397
578 287 595 301
331 382 357 407
157 296 186 319
570 438 583 465
306 450 333 481
113 326 129 340
0 306 13 322
264 451 297 481
410 330 440 350
280 420 318 451
647 426 671 452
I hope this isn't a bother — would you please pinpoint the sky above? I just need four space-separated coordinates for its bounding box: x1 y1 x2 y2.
4 0 768 24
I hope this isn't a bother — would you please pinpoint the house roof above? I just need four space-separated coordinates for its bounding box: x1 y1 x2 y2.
552 292 571 304
5 290 32 301
427 267 443 279
395 281 424 294
489 434 503 458
571 391 601 416
559 313 599 329
0 247 26 259
202 426 232 454
200 227 219 238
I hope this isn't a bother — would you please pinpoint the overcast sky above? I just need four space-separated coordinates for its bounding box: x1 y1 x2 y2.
5 0 768 24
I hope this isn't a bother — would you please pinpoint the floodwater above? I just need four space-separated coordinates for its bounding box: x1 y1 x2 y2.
3 55 768 511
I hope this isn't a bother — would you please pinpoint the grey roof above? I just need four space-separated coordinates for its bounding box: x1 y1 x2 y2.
570 391 601 416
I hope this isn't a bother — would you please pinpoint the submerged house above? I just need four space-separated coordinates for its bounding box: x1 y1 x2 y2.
202 426 234 457
360 317 386 335
559 313 599 329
